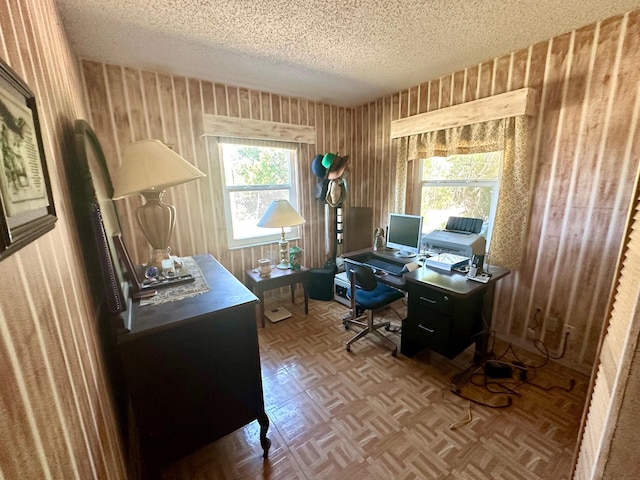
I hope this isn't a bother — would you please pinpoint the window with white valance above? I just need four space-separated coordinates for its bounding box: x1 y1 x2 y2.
394 113 533 270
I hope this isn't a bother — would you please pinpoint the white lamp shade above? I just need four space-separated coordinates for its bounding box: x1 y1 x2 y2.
257 199 305 228
112 139 206 199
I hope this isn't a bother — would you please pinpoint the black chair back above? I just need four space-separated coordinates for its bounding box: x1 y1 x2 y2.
347 263 377 291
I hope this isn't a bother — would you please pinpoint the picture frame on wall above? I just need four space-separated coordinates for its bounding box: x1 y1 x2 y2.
0 58 56 261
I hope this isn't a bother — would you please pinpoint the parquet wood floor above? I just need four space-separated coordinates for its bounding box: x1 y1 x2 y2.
162 294 589 480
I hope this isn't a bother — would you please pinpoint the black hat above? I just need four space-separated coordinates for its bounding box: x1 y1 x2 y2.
314 178 329 202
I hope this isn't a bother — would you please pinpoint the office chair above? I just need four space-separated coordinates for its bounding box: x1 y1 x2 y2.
343 263 404 356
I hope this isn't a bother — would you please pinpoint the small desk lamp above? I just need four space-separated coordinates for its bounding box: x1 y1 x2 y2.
112 140 206 269
257 199 305 269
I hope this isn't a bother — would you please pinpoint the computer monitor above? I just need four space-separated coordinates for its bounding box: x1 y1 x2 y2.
386 213 423 258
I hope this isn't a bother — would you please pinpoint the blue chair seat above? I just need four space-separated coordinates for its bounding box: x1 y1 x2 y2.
348 283 404 310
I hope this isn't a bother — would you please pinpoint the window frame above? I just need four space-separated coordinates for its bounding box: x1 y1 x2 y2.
218 139 301 249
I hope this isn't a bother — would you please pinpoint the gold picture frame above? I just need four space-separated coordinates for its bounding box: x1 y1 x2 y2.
0 58 56 261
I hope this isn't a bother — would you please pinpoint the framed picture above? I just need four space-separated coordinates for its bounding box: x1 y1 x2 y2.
112 232 144 295
0 58 56 261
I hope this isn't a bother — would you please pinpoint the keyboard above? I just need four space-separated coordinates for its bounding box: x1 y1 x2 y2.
363 258 405 275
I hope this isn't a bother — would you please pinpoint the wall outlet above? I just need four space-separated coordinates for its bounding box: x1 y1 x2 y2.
562 324 575 337
546 316 560 333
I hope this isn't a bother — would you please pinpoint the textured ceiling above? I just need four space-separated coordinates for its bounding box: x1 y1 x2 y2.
55 0 640 107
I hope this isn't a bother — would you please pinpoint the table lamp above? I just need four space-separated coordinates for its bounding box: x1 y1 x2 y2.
257 199 305 269
112 140 206 269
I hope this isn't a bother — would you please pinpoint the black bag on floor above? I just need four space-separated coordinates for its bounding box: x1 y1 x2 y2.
308 268 334 301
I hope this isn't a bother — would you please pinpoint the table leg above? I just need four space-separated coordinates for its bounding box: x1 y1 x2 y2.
475 283 496 362
257 289 266 328
257 411 271 458
290 283 296 304
303 281 309 314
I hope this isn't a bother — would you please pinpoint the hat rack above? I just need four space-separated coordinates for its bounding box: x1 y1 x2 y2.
311 152 348 272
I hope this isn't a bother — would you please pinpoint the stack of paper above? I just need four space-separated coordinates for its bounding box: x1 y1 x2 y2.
425 253 469 271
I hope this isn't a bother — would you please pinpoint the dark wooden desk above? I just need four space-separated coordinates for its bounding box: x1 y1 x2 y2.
245 266 309 327
343 248 510 362
118 254 270 478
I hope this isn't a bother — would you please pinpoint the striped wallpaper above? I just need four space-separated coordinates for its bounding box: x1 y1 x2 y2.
352 11 640 373
0 0 126 478
2 0 638 477
80 62 353 276
83 10 640 373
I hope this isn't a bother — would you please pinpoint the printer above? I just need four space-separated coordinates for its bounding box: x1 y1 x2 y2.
423 229 487 268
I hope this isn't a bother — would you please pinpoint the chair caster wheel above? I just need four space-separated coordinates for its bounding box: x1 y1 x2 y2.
385 325 390 331
391 348 397 357
343 322 350 330
346 344 351 352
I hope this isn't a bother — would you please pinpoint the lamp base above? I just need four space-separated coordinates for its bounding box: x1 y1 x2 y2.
277 239 290 269
149 248 171 270
137 190 176 270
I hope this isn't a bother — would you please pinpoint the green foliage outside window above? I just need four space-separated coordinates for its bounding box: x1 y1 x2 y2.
221 143 296 243
224 146 289 186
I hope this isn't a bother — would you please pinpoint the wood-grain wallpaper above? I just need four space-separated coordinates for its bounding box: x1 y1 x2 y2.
80 62 352 277
353 11 640 372
0 0 636 477
0 0 126 478
82 10 640 373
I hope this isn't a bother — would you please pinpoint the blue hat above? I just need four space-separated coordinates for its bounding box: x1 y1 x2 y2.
311 154 326 178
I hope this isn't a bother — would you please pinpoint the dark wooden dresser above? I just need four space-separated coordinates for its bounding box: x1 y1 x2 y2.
117 254 270 477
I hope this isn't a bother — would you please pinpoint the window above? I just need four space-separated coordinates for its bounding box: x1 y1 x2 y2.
219 139 300 248
418 151 502 245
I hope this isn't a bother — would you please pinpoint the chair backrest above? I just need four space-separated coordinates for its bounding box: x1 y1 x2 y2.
347 263 377 292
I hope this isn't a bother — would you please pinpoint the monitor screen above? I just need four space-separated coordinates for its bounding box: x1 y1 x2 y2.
386 213 423 258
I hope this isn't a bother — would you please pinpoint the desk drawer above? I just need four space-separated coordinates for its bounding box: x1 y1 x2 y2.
407 285 452 315
403 310 451 354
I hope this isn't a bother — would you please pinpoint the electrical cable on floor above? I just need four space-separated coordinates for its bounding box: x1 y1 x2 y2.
526 378 576 393
448 329 577 409
379 299 404 333
450 388 513 409
448 400 472 429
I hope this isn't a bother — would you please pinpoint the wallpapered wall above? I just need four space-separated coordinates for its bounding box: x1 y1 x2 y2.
0 0 126 478
82 11 640 372
80 62 353 275
2 0 639 477
352 11 640 372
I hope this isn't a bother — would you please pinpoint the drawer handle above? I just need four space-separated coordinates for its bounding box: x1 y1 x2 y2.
420 296 437 304
418 324 435 333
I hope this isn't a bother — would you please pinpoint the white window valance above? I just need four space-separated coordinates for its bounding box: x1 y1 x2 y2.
392 89 537 271
202 114 316 144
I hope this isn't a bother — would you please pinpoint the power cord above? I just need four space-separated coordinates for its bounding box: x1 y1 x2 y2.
450 387 513 409
529 308 542 331
449 330 577 411
379 304 404 333
449 359 513 409
448 400 473 429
